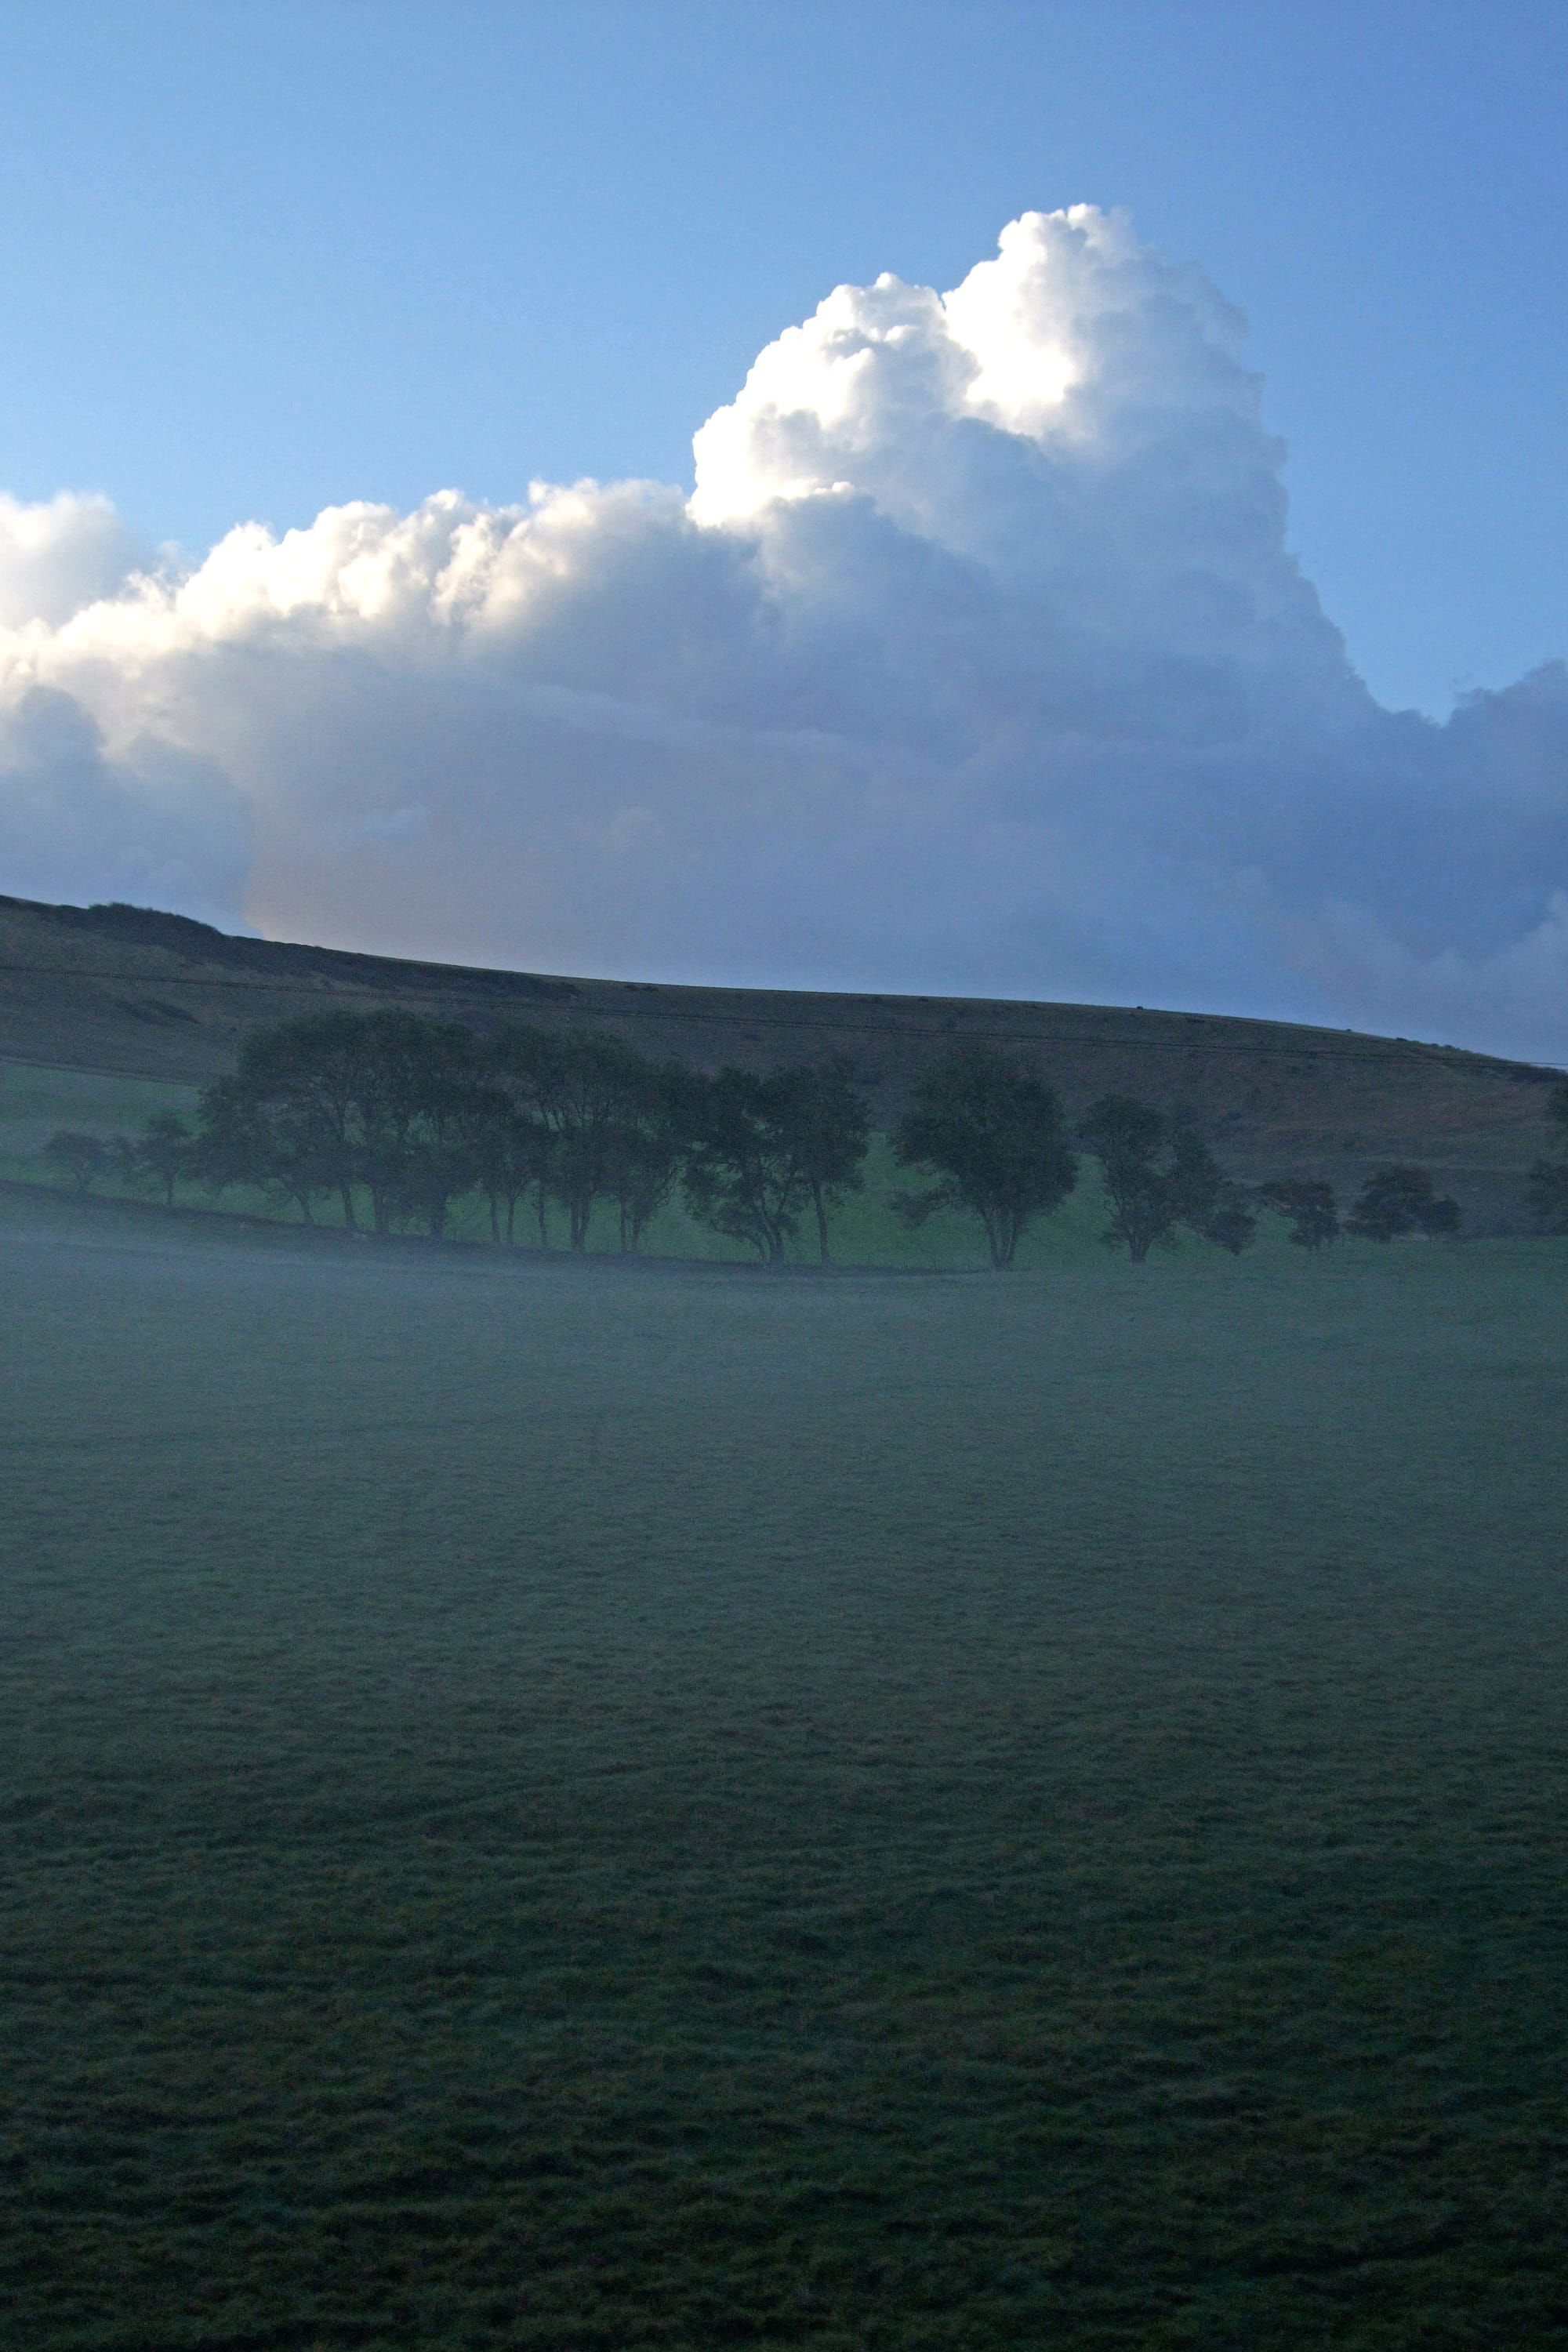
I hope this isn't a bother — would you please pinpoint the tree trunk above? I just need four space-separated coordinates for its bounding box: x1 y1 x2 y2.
488 1194 501 1244
811 1181 830 1265
506 1196 517 1246
339 1185 358 1232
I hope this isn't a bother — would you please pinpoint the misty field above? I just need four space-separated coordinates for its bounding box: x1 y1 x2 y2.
4 1192 1568 2350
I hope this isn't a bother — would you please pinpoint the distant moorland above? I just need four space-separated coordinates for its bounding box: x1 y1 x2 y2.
1 894 1563 1248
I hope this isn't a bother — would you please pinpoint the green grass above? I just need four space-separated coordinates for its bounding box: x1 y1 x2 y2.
3 1191 1568 2348
0 1060 199 1165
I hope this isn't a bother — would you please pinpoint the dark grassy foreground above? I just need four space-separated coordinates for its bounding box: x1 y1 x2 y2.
3 1192 1568 2350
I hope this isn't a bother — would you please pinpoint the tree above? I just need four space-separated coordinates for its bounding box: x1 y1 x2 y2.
483 1026 564 1246
682 1066 812 1263
42 1129 111 1196
373 1018 491 1240
891 1047 1076 1269
1077 1095 1167 1263
347 1011 452 1236
213 1011 376 1230
469 1096 544 1245
536 1031 658 1253
603 1060 689 1254
1345 1164 1461 1242
194 1072 328 1224
1166 1119 1230 1241
1528 1158 1568 1235
1257 1178 1340 1251
1077 1096 1226 1263
776 1058 869 1265
195 1010 490 1239
120 1109 194 1210
1526 1083 1568 1235
1204 1180 1258 1257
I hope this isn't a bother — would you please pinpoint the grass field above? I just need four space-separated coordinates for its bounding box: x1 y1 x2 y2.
3 1188 1568 2349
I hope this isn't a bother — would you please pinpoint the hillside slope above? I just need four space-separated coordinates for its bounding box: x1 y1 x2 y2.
1 895 1560 1231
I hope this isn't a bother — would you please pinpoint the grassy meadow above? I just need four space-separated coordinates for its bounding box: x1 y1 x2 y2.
3 1186 1568 2348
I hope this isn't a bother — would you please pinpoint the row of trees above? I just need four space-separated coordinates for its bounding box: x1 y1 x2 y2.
45 1115 191 1210
42 1011 1473 1265
51 1012 874 1262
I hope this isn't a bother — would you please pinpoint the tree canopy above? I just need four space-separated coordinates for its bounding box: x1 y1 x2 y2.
1077 1096 1244 1262
891 1047 1077 1268
1257 1178 1340 1252
169 1014 875 1261
1345 1165 1461 1242
42 1130 112 1196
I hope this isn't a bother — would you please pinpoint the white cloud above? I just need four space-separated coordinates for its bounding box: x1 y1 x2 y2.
0 206 1563 1058
0 492 143 629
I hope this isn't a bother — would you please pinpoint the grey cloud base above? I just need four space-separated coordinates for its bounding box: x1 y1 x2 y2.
1 208 1563 1059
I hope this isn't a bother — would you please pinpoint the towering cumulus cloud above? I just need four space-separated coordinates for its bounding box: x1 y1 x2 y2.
1 207 1563 1054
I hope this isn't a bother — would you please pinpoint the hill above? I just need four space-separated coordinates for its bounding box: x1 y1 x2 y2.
0 892 1561 1232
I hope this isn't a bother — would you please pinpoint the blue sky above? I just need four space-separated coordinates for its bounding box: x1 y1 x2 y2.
2 0 1563 717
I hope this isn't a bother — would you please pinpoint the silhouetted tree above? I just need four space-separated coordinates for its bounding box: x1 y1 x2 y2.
891 1046 1076 1269
348 1011 437 1234
1167 1120 1229 1240
1078 1096 1166 1262
470 1098 542 1245
1258 1177 1340 1251
214 1011 376 1229
373 1018 492 1239
42 1129 111 1196
1528 1159 1568 1234
778 1058 869 1265
1204 1180 1258 1257
119 1109 194 1210
1526 1083 1568 1235
532 1032 659 1252
604 1060 690 1254
682 1066 815 1263
195 1011 488 1238
482 1027 567 1245
1346 1164 1461 1242
1078 1097 1241 1262
194 1072 328 1223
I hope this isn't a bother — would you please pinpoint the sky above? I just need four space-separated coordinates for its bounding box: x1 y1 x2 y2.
0 2 1564 1058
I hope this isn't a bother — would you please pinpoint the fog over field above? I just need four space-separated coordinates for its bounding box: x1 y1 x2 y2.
4 1189 1568 2346
1 208 1566 1058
